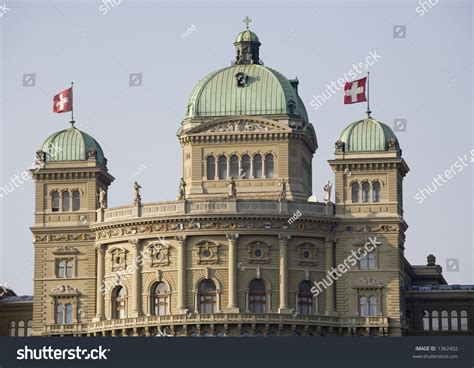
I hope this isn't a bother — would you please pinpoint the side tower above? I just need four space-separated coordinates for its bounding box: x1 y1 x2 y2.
328 115 409 335
178 27 318 201
30 121 114 336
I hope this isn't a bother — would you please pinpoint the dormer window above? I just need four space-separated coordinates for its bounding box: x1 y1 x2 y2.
235 72 247 87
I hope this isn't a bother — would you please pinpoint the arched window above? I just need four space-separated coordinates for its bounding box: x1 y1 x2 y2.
297 281 313 315
57 260 66 278
451 310 458 331
249 279 266 313
431 310 439 331
9 321 16 336
372 181 381 202
423 310 430 331
369 296 377 316
241 155 250 179
199 279 217 313
253 154 262 178
264 154 274 178
72 190 80 211
360 252 376 270
27 320 33 336
65 304 73 324
17 321 25 337
230 155 239 179
218 155 227 180
62 191 70 211
206 156 215 180
351 182 360 203
441 310 449 330
66 260 73 278
152 282 169 316
359 296 368 317
51 191 60 212
55 304 64 324
362 182 370 203
112 286 127 319
460 310 468 331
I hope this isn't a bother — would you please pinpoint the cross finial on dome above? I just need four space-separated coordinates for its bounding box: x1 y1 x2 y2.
243 16 252 29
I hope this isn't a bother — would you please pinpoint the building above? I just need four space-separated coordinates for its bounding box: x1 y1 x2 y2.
0 288 33 336
25 23 473 337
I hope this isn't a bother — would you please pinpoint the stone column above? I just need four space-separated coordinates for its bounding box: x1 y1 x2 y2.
130 239 142 317
278 235 291 313
176 236 188 313
214 160 218 180
93 244 105 322
325 237 337 316
226 234 239 312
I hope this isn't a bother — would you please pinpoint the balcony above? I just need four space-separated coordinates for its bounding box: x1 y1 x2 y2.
45 314 389 336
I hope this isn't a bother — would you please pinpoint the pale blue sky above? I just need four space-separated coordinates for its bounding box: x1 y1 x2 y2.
0 0 472 294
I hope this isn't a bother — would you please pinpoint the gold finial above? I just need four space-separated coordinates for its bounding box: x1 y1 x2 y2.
243 16 252 29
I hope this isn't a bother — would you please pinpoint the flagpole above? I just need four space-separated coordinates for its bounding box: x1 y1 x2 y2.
366 72 371 117
70 81 74 123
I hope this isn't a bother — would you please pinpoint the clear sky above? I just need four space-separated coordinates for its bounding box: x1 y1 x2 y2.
0 0 472 294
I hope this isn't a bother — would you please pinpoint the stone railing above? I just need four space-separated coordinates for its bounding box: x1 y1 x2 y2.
44 314 388 334
97 200 335 224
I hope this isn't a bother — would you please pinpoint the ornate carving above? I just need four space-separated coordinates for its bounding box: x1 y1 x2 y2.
387 138 397 151
52 246 79 255
178 178 186 200
133 181 142 206
427 254 436 266
335 140 345 152
354 277 383 288
323 181 332 204
205 120 271 133
278 178 287 201
50 285 79 296
87 148 97 160
247 241 271 264
194 240 219 265
147 240 170 267
297 243 317 266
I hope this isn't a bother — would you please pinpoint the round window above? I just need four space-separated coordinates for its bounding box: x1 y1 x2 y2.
202 249 212 258
254 249 263 258
155 252 164 261
303 251 311 259
115 256 121 264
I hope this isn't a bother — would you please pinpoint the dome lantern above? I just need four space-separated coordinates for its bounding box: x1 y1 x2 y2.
234 16 261 65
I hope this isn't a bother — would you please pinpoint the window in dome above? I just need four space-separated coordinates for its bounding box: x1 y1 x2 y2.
253 154 262 179
241 155 250 179
362 182 370 203
51 191 60 212
264 154 274 178
230 155 239 178
351 182 360 203
62 191 70 211
72 190 80 211
218 155 227 180
206 156 215 180
372 181 381 202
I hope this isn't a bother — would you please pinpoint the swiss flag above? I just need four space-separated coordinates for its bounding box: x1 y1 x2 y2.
53 87 73 113
344 77 367 104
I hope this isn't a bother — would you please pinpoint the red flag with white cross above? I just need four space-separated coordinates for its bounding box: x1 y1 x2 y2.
344 77 367 104
53 87 73 113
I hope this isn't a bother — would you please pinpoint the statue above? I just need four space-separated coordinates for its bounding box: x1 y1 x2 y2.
228 178 237 199
98 188 107 209
323 181 332 204
34 150 46 169
239 168 246 179
178 178 186 200
133 181 142 206
278 178 287 201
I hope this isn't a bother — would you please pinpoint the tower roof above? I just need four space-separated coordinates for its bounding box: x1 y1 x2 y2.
41 123 106 164
235 29 260 43
338 117 400 153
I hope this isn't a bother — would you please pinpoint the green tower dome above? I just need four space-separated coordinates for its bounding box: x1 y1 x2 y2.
40 123 106 164
338 117 400 153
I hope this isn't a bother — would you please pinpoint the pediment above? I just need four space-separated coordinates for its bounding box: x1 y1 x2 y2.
186 117 292 135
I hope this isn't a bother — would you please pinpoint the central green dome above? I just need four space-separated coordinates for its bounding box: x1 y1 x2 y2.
185 64 308 122
235 29 259 43
41 124 106 164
